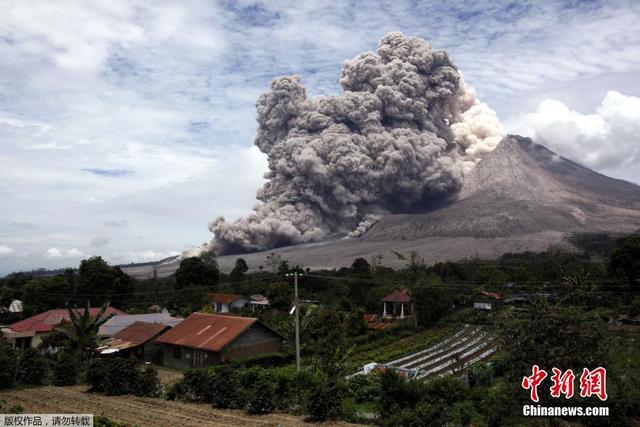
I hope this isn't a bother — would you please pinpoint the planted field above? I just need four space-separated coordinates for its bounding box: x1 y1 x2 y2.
0 386 358 427
350 324 498 381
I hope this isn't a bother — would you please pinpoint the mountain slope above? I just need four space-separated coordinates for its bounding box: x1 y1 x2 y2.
362 136 640 241
122 136 640 277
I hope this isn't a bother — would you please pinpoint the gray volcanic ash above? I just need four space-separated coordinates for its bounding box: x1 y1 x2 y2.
209 32 504 254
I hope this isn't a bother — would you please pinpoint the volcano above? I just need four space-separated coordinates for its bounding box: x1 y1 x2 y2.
122 136 640 277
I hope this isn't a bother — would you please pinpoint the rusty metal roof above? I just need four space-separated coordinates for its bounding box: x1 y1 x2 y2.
155 312 258 352
382 290 412 303
97 321 170 353
207 293 246 304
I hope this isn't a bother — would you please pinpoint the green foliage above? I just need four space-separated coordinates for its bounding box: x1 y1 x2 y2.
86 358 160 396
306 380 342 422
52 351 79 386
61 301 113 363
175 257 219 290
21 276 72 314
609 234 640 286
266 282 290 311
17 347 48 385
467 362 494 387
0 343 17 389
228 258 249 283
245 369 275 414
77 256 133 307
346 374 379 403
497 300 610 378
211 367 244 409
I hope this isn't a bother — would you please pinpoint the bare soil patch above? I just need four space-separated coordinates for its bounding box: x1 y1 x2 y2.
0 386 358 427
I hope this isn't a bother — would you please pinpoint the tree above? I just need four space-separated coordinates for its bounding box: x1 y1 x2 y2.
199 249 218 269
175 257 219 290
351 257 371 276
229 258 249 283
52 352 78 386
609 235 640 287
0 343 17 389
60 301 113 363
265 253 283 274
17 347 48 385
266 282 290 311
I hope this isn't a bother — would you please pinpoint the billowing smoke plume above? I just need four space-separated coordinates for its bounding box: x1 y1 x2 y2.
210 32 503 254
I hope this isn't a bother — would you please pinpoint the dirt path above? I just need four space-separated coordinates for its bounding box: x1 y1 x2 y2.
0 386 358 427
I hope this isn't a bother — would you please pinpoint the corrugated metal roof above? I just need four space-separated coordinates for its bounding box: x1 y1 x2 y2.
155 312 258 352
98 313 183 336
208 293 246 304
97 321 169 353
9 307 125 333
382 290 412 303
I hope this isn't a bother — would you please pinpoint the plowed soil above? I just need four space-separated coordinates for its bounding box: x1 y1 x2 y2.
0 386 358 427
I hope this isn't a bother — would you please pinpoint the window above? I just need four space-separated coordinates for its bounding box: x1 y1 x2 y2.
173 345 181 360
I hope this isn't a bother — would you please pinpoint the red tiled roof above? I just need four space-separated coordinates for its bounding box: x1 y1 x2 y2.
155 313 258 352
208 293 245 304
9 306 125 333
382 290 412 303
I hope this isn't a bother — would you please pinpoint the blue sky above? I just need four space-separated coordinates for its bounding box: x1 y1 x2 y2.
1 0 640 274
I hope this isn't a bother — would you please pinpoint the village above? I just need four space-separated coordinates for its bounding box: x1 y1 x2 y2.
0 237 638 426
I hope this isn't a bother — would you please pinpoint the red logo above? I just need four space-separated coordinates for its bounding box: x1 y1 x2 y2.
522 365 548 402
579 367 608 401
522 366 607 402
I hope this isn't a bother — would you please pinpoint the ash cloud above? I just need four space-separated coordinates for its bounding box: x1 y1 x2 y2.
210 32 503 254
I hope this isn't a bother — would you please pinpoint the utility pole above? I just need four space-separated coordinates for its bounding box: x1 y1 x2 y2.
294 271 301 372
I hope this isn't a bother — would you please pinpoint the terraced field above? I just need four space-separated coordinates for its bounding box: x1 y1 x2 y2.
351 324 498 381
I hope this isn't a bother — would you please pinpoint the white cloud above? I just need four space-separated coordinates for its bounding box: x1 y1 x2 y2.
109 250 180 264
46 247 84 259
0 245 14 256
506 91 640 183
1 0 640 274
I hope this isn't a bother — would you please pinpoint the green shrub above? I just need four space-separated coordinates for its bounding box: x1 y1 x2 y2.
246 373 275 414
86 358 160 396
17 347 48 385
179 369 216 402
211 367 243 409
306 380 342 422
136 366 161 397
467 362 494 387
52 352 79 386
0 344 17 389
346 374 379 404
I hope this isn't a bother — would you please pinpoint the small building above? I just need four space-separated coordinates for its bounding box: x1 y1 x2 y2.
155 313 286 369
246 295 270 312
382 290 414 319
364 313 395 330
473 291 503 311
2 306 125 349
8 299 23 313
208 293 248 314
98 311 183 337
96 321 170 362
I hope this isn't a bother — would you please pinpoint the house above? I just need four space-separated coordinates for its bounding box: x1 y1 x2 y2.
2 306 125 348
155 313 286 369
473 291 503 311
98 311 182 336
246 295 270 312
382 290 414 319
96 321 170 362
208 293 248 313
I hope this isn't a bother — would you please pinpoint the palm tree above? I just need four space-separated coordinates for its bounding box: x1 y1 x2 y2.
60 301 113 364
